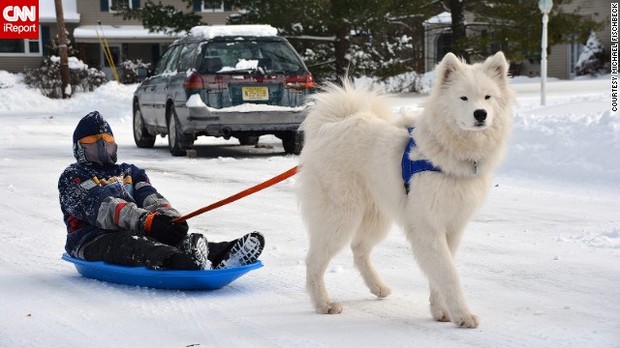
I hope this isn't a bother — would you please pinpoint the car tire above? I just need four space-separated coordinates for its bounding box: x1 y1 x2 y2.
282 131 303 155
133 106 156 148
238 135 259 146
167 107 192 156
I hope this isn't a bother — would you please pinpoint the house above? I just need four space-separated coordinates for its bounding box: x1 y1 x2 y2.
0 0 237 79
0 0 609 80
423 1 610 79
0 0 80 73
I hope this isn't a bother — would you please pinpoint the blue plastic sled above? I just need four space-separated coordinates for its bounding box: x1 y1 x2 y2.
62 253 262 290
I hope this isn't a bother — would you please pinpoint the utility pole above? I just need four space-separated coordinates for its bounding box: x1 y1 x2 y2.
539 0 553 106
54 0 71 98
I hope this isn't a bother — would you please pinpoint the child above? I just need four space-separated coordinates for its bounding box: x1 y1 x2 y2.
59 111 264 270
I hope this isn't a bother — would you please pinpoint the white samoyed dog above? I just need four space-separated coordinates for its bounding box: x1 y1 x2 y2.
296 52 515 328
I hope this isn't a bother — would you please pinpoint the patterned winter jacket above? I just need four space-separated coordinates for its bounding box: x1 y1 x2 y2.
58 162 176 258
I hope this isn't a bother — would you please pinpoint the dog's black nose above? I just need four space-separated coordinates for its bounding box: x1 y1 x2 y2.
474 109 487 122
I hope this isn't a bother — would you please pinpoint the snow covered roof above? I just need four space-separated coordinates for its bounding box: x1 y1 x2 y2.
73 25 179 43
72 24 278 44
188 25 279 39
39 0 80 23
423 11 452 26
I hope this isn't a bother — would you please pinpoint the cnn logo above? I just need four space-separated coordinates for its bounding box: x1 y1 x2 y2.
0 0 39 39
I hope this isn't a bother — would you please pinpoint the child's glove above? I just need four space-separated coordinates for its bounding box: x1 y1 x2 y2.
143 212 188 245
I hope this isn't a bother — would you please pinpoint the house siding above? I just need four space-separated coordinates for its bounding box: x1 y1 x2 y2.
0 57 45 72
77 1 140 26
200 11 230 25
77 0 231 27
548 44 570 79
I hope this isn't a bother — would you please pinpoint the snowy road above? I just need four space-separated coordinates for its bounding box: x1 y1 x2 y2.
0 74 618 347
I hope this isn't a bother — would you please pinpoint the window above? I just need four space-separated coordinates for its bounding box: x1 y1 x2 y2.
163 45 183 73
112 0 131 9
201 1 224 12
102 45 121 67
104 0 139 12
201 40 304 73
192 1 231 13
177 43 199 71
153 45 182 75
569 40 583 78
0 38 41 56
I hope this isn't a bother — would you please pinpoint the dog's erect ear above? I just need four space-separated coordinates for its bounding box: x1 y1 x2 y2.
483 52 509 84
436 53 462 86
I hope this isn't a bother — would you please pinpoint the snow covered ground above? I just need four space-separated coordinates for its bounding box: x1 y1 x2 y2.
0 71 618 347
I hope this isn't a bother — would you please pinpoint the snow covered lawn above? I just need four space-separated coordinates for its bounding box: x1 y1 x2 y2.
0 72 618 347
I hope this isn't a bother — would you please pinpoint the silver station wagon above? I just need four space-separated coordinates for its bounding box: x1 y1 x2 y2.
132 25 316 156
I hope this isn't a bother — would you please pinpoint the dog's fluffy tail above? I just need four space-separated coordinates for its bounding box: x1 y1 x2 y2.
301 79 394 138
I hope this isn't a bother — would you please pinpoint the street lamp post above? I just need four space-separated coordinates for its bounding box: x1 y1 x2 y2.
539 0 553 106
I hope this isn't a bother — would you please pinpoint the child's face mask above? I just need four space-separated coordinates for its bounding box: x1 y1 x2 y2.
78 133 118 166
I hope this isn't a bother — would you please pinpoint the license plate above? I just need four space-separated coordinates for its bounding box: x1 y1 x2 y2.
242 86 269 101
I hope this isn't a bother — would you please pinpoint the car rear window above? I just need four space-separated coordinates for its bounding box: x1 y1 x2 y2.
198 40 305 74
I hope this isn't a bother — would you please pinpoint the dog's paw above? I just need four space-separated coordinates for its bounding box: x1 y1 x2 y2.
429 294 449 322
316 301 343 314
431 307 450 322
452 313 479 328
371 284 391 298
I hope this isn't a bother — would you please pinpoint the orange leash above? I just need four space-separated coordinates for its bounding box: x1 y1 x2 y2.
172 166 298 224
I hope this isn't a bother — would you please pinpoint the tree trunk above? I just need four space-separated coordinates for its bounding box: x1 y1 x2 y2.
54 0 71 98
332 24 350 78
330 0 350 79
448 0 468 61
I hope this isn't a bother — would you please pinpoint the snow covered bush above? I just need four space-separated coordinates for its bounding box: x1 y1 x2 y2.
575 32 610 77
46 30 79 58
22 30 106 98
119 59 151 84
23 56 107 99
354 71 424 94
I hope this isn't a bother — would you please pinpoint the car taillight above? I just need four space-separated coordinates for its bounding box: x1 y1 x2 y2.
183 72 204 90
286 74 316 90
202 74 227 89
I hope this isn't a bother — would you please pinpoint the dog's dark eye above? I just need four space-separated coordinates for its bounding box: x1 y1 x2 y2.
460 96 468 101
485 95 491 100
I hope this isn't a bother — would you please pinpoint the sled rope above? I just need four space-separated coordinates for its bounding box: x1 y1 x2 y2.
172 166 299 224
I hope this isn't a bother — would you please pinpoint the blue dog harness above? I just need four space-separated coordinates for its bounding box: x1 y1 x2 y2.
401 127 441 193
